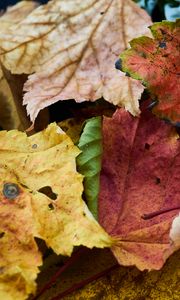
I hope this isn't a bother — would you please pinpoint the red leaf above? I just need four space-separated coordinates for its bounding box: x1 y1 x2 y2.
99 106 180 270
119 20 180 125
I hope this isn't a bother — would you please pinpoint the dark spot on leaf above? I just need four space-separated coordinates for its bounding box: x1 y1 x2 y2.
38 186 57 200
115 58 122 71
145 143 150 150
48 203 54 210
125 72 130 77
156 177 161 184
0 232 5 239
160 29 166 35
139 52 147 58
162 53 169 57
32 144 38 149
159 41 166 49
3 183 20 200
83 212 86 216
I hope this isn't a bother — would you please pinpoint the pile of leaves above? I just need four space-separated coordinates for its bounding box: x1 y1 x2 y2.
0 1 179 299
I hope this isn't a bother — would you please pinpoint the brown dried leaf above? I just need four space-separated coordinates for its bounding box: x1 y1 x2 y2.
0 0 152 123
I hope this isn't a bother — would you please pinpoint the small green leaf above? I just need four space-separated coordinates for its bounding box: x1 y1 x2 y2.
77 117 102 220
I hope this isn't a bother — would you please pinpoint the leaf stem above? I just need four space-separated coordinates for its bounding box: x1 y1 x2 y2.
141 206 180 220
50 264 119 300
33 248 85 300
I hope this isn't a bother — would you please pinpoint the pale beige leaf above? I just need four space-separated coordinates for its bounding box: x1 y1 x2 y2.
0 1 38 32
0 0 152 123
0 1 38 130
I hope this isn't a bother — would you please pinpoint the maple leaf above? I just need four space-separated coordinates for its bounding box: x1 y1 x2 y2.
0 123 112 300
0 0 152 123
119 19 180 125
98 106 180 270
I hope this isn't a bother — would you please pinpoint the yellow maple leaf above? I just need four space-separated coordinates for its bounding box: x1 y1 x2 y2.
0 123 112 300
0 0 152 123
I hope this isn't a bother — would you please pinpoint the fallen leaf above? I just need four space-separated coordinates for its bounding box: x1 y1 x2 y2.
0 1 38 31
0 0 152 123
99 106 180 270
119 20 180 124
0 123 112 300
77 117 102 219
0 1 38 130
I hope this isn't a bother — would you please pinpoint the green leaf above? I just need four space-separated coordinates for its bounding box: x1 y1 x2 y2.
77 117 102 220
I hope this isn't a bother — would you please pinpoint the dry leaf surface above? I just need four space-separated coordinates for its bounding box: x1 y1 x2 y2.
0 1 38 31
99 107 180 270
0 0 152 123
0 123 112 300
120 20 180 124
0 1 38 130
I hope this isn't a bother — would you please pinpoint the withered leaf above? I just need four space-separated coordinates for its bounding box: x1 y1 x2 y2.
0 1 38 31
0 1 38 130
0 123 112 300
99 106 180 270
119 20 180 124
0 0 152 123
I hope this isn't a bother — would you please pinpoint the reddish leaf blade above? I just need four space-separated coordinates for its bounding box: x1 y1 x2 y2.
99 106 180 270
119 20 180 125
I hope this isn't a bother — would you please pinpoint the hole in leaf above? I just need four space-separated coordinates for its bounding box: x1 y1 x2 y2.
0 232 5 239
48 203 54 210
159 41 166 49
144 143 150 150
38 186 57 200
156 177 161 184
